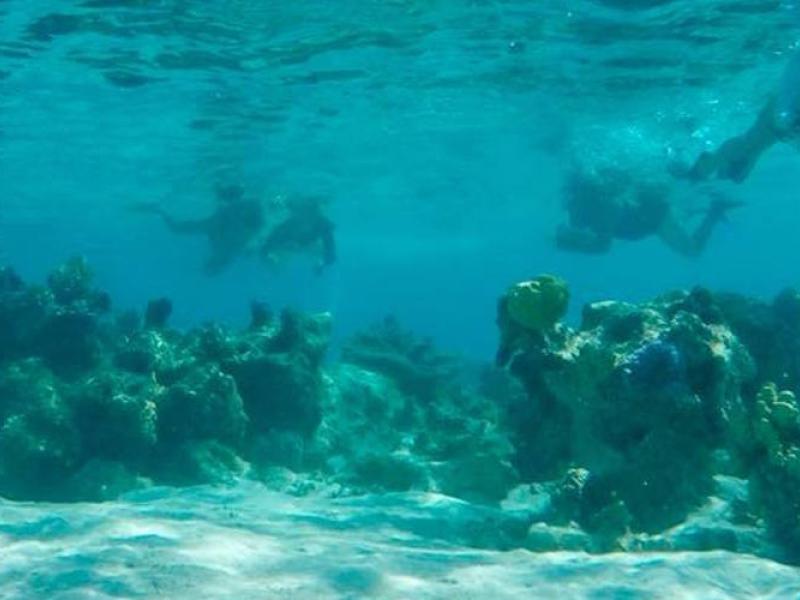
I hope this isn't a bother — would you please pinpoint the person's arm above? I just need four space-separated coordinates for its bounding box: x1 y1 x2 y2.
657 198 740 258
129 201 209 235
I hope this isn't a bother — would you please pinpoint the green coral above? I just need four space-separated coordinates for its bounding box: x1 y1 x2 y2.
748 382 800 554
70 372 159 462
754 382 800 466
505 275 569 333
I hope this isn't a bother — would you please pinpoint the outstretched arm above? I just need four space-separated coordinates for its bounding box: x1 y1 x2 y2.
129 201 209 235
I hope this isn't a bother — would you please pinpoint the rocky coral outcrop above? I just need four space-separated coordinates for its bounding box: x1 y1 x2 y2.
0 259 332 500
340 316 462 403
497 279 764 544
742 382 800 555
318 319 518 502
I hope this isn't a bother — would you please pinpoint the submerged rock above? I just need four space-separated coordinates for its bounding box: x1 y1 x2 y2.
494 277 800 556
341 316 461 403
157 366 247 447
745 382 800 554
0 260 333 497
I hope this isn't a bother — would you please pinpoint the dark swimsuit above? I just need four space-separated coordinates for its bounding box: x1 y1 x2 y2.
613 192 670 241
567 180 669 242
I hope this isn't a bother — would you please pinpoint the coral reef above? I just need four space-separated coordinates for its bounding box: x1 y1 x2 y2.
505 275 569 333
0 260 330 500
496 274 569 365
496 279 800 561
741 382 800 554
714 288 800 396
5 260 800 564
495 278 789 551
314 360 517 502
340 316 462 403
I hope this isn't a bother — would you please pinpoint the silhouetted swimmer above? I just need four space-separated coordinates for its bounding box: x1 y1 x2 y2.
682 51 800 183
556 167 741 257
259 195 336 274
131 184 264 275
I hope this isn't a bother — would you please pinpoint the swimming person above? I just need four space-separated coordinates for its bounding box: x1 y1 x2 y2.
555 166 741 257
683 50 800 183
131 183 265 275
259 195 336 274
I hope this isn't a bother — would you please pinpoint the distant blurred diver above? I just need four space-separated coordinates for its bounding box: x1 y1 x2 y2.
682 51 800 183
131 183 264 275
556 167 742 257
259 195 336 275
131 186 336 276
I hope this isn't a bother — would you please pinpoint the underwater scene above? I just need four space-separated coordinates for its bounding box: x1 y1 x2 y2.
3 0 800 598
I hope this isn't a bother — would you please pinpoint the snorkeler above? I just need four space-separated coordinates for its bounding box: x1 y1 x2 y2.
130 183 265 275
682 51 800 183
259 195 336 274
556 166 741 257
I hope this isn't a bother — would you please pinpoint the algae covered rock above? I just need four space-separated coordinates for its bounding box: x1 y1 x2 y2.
0 259 338 499
69 372 159 462
114 329 176 375
221 309 330 438
505 275 569 333
341 316 461 403
157 365 247 447
496 274 569 366
226 352 322 437
716 288 800 395
157 440 249 486
35 307 103 372
47 256 95 306
40 257 110 372
0 383 80 500
498 282 756 538
317 350 518 502
746 382 800 553
0 275 50 362
0 259 110 373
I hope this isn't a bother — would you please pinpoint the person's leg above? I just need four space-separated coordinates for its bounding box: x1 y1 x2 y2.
688 99 780 183
657 214 706 257
657 199 742 257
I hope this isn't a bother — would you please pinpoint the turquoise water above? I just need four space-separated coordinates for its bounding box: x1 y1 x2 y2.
2 1 800 598
2 0 798 355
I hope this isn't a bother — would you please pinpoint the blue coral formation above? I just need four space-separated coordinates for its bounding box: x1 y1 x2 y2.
620 339 687 393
